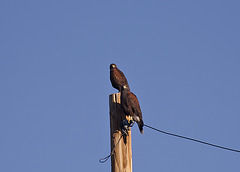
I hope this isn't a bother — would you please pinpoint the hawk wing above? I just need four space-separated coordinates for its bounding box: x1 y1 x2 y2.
128 92 144 134
128 92 142 118
121 91 133 115
121 89 144 134
110 68 129 91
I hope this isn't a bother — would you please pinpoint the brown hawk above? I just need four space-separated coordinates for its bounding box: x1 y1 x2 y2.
121 85 144 134
110 63 129 92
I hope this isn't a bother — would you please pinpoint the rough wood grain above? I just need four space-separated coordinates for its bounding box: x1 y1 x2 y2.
109 93 132 172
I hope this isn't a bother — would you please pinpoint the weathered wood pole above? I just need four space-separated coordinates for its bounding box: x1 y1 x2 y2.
109 93 132 172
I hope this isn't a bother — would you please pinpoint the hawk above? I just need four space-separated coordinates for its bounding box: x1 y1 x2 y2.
110 63 129 92
121 85 144 134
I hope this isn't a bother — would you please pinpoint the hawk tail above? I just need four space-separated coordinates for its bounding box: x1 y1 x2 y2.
138 119 144 134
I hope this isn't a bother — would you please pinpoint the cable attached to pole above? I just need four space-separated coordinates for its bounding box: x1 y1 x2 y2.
144 124 240 153
99 134 123 163
99 119 134 163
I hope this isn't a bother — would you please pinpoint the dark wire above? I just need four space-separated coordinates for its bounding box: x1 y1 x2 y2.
99 135 123 163
144 124 240 153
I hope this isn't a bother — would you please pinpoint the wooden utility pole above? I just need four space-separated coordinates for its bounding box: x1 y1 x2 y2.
109 93 132 172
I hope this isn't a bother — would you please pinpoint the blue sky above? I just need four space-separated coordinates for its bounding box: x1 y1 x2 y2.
0 1 240 171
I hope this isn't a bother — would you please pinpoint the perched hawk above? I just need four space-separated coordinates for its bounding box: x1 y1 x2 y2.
110 64 129 92
121 85 144 134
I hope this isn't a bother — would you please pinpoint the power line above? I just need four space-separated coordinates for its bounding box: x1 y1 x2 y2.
144 124 240 153
100 123 240 164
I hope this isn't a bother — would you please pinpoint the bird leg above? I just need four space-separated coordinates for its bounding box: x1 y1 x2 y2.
120 119 129 136
126 115 134 127
120 116 134 136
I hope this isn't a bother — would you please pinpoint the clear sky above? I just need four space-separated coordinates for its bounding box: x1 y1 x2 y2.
1 1 240 171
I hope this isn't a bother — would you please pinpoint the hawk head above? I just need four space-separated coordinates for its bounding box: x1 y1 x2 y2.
110 63 117 70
